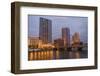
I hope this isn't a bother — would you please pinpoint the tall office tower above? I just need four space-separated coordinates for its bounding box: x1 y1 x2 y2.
39 17 52 44
62 27 70 48
72 32 80 44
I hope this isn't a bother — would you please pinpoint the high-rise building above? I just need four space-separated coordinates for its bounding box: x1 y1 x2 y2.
71 32 80 48
39 17 52 44
72 32 80 44
62 27 70 48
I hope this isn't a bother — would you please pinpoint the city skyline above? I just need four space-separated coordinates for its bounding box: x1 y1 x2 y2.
28 15 88 43
28 15 88 60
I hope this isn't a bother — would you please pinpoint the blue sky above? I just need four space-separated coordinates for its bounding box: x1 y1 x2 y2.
28 15 88 43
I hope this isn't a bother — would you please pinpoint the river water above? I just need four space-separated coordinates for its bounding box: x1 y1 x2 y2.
28 48 88 60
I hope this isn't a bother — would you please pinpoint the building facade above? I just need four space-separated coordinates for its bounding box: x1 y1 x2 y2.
72 32 80 44
72 32 80 48
62 27 70 48
54 38 64 49
39 17 52 44
28 37 42 49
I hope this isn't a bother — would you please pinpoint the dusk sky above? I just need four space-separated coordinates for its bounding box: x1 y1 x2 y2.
28 15 88 43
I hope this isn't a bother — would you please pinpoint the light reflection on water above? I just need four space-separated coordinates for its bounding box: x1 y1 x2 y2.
28 49 88 60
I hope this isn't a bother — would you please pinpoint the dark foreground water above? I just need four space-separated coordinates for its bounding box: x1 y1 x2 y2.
28 48 88 60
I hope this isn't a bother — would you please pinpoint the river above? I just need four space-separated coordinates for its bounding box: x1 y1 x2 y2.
28 48 88 60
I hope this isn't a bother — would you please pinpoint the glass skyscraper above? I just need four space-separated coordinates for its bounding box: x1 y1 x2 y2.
39 17 52 44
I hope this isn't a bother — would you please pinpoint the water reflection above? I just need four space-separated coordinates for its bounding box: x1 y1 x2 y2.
28 49 87 60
